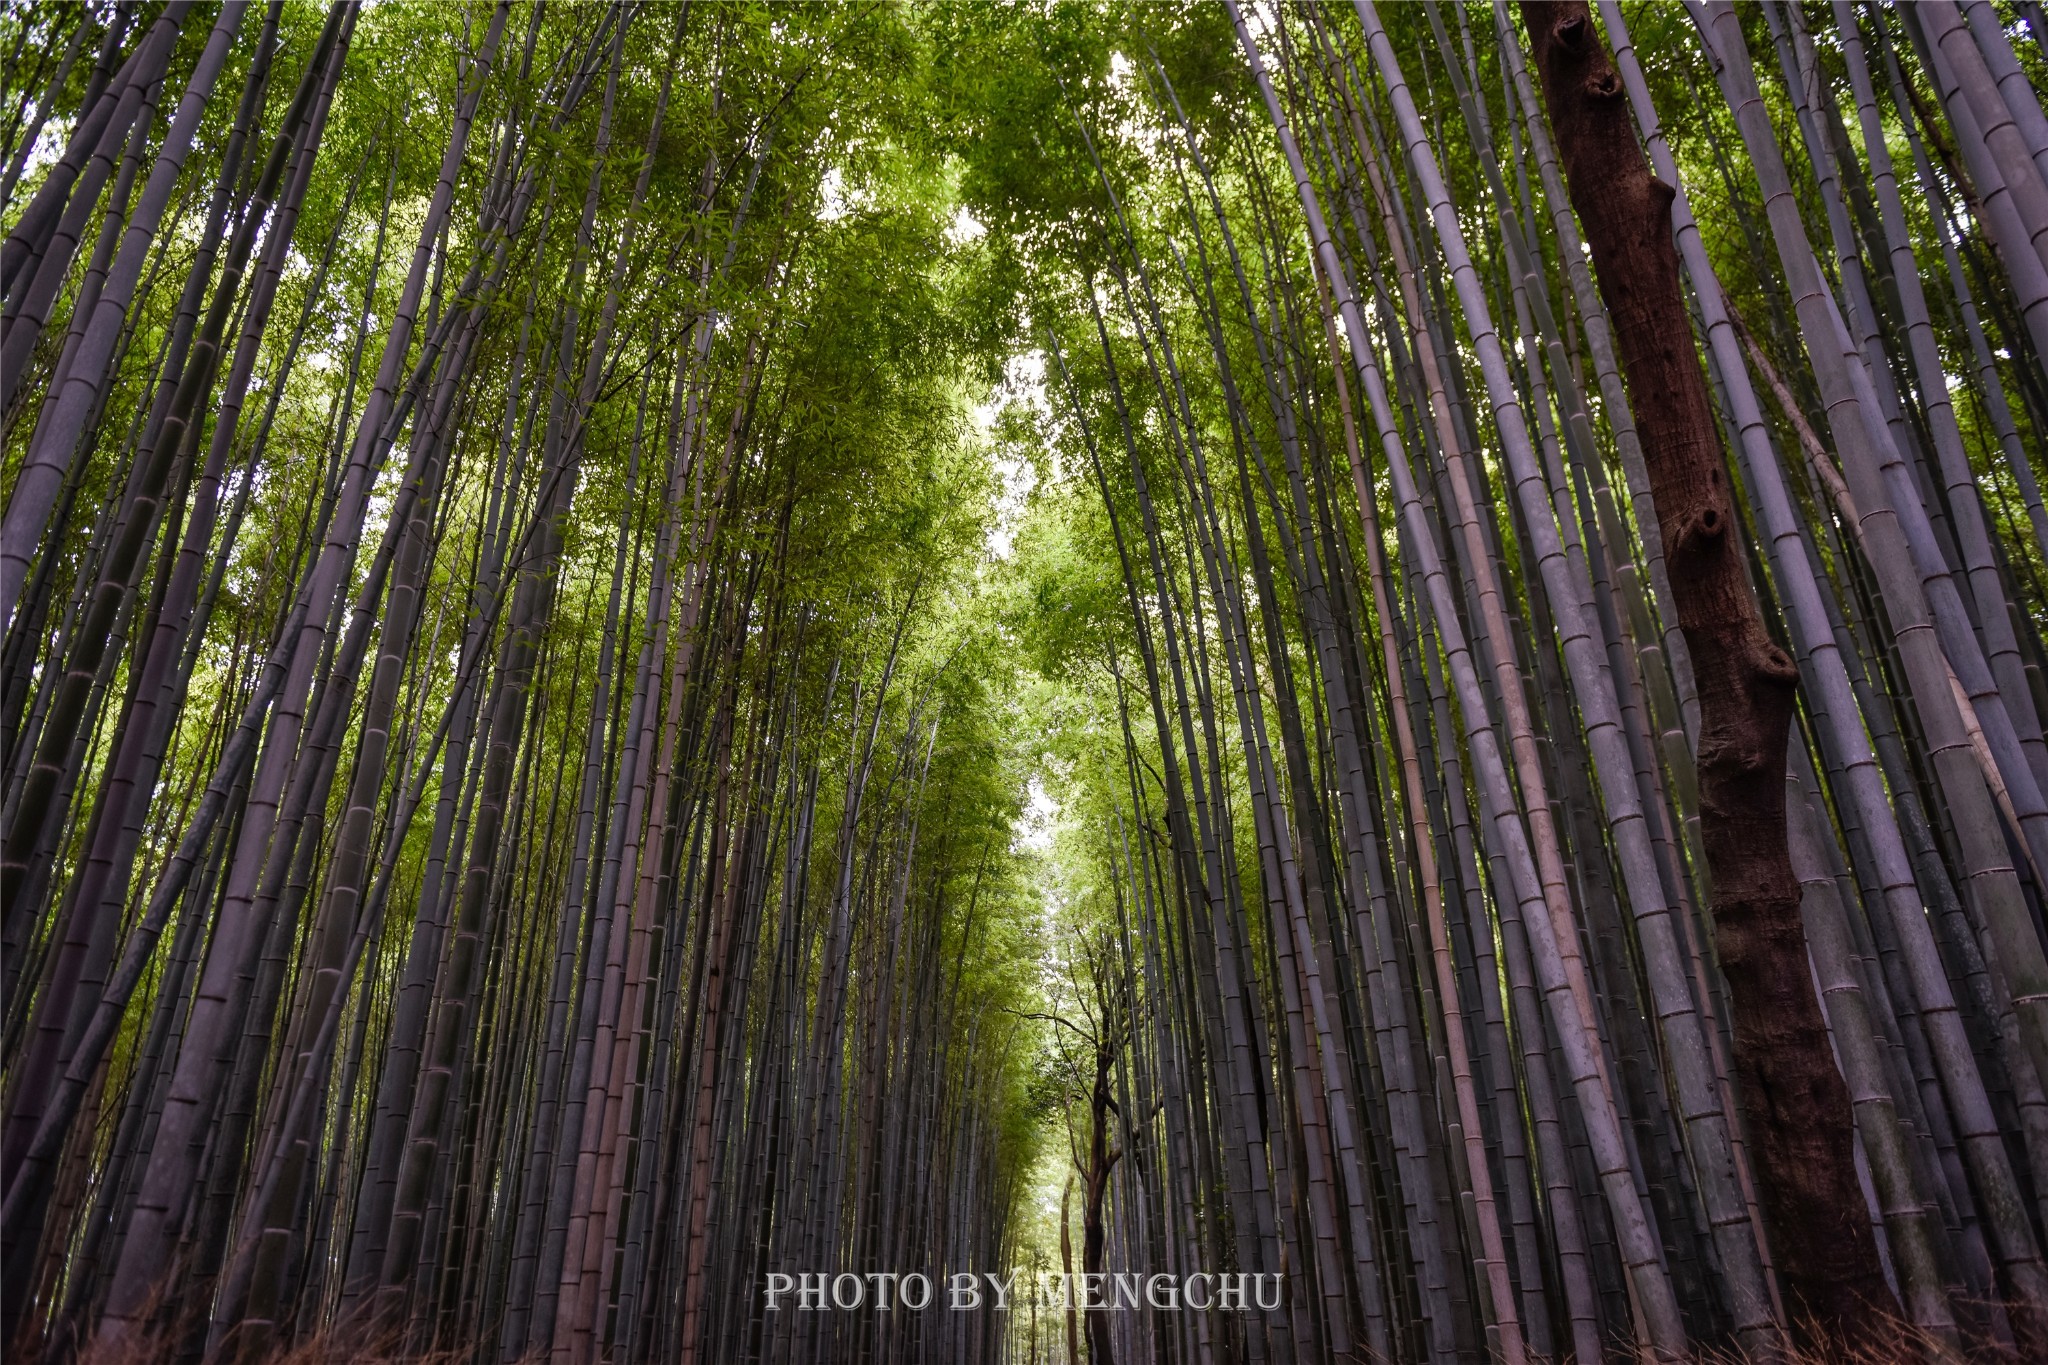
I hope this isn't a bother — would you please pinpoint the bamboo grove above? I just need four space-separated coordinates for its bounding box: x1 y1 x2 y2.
6 2 2048 1363
1 4 1045 1362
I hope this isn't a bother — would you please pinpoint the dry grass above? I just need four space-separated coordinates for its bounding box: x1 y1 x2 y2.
1325 1302 2028 1365
1644 1301 2027 1365
62 1314 537 1365
43 1291 2036 1363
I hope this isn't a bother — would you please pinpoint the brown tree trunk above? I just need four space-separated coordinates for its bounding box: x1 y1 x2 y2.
1061 1173 1080 1365
1082 1038 1120 1365
1521 0 1895 1346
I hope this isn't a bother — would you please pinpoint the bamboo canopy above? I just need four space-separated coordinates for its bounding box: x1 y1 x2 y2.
4 3 2048 1362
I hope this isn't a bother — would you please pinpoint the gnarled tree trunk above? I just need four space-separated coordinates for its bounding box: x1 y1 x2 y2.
1521 0 1893 1344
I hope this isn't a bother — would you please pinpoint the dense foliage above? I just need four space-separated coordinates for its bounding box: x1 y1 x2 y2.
5 3 2048 1363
